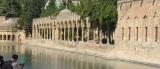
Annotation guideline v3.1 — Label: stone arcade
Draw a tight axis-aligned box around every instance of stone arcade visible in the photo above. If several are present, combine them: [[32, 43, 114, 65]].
[[0, 16, 25, 42], [32, 9, 91, 46]]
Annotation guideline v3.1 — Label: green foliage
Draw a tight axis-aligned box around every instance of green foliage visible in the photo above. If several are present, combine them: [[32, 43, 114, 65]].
[[18, 0, 47, 36], [41, 0, 59, 17], [67, 0, 77, 12], [75, 0, 117, 25], [0, 0, 5, 15], [1, 0, 21, 17]]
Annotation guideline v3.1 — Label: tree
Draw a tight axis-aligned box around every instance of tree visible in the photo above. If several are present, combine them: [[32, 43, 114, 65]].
[[0, 0, 5, 15], [1, 0, 21, 17], [41, 0, 59, 17], [18, 0, 47, 36], [32, 0, 47, 18], [72, 0, 117, 43]]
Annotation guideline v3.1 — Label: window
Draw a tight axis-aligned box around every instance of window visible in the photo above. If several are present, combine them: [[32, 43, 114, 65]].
[[12, 35, 15, 41], [155, 27, 158, 42], [136, 27, 138, 41], [3, 35, 6, 40], [8, 35, 11, 40], [128, 27, 131, 40]]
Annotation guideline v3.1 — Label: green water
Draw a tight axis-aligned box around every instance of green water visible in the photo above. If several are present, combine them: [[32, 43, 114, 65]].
[[0, 43, 160, 69]]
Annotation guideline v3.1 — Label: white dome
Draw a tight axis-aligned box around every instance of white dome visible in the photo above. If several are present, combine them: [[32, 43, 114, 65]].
[[56, 9, 81, 21], [0, 18, 17, 27], [59, 9, 73, 16]]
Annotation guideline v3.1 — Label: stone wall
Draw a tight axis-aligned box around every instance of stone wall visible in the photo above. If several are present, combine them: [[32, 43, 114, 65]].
[[116, 0, 160, 46], [114, 0, 160, 64], [0, 16, 6, 23]]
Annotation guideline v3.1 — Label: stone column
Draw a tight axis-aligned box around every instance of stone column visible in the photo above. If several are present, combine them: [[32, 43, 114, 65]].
[[63, 24, 67, 46], [46, 28, 49, 39], [58, 24, 60, 40], [6, 35, 8, 41], [58, 27, 61, 40], [86, 18, 90, 42], [50, 28, 52, 40], [32, 26, 35, 38], [81, 20, 84, 42], [72, 23, 75, 42], [10, 35, 12, 41], [76, 21, 79, 45], [64, 26, 66, 41], [76, 21, 79, 41], [2, 35, 3, 41], [68, 26, 70, 41], [52, 24, 55, 40], [99, 30, 102, 44], [93, 29, 95, 41]]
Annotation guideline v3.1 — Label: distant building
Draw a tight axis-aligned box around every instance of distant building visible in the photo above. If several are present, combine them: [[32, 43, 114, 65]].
[[0, 16, 25, 42]]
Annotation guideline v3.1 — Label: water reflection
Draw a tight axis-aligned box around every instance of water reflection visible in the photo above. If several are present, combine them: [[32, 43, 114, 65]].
[[0, 43, 160, 69]]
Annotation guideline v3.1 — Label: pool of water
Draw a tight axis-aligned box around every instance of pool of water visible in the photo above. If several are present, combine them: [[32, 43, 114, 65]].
[[0, 43, 160, 69]]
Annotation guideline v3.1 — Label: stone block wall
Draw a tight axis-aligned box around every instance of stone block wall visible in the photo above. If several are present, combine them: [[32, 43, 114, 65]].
[[115, 0, 160, 64], [116, 0, 160, 46]]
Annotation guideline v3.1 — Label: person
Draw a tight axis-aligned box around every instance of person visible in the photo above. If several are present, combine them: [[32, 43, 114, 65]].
[[4, 54, 18, 69], [18, 57, 25, 69], [0, 56, 4, 69]]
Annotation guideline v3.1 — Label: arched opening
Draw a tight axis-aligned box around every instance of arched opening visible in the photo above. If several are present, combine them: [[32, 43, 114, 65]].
[[12, 35, 15, 41], [8, 35, 11, 41], [155, 27, 158, 42], [3, 35, 6, 40], [128, 27, 131, 40], [136, 27, 139, 41]]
